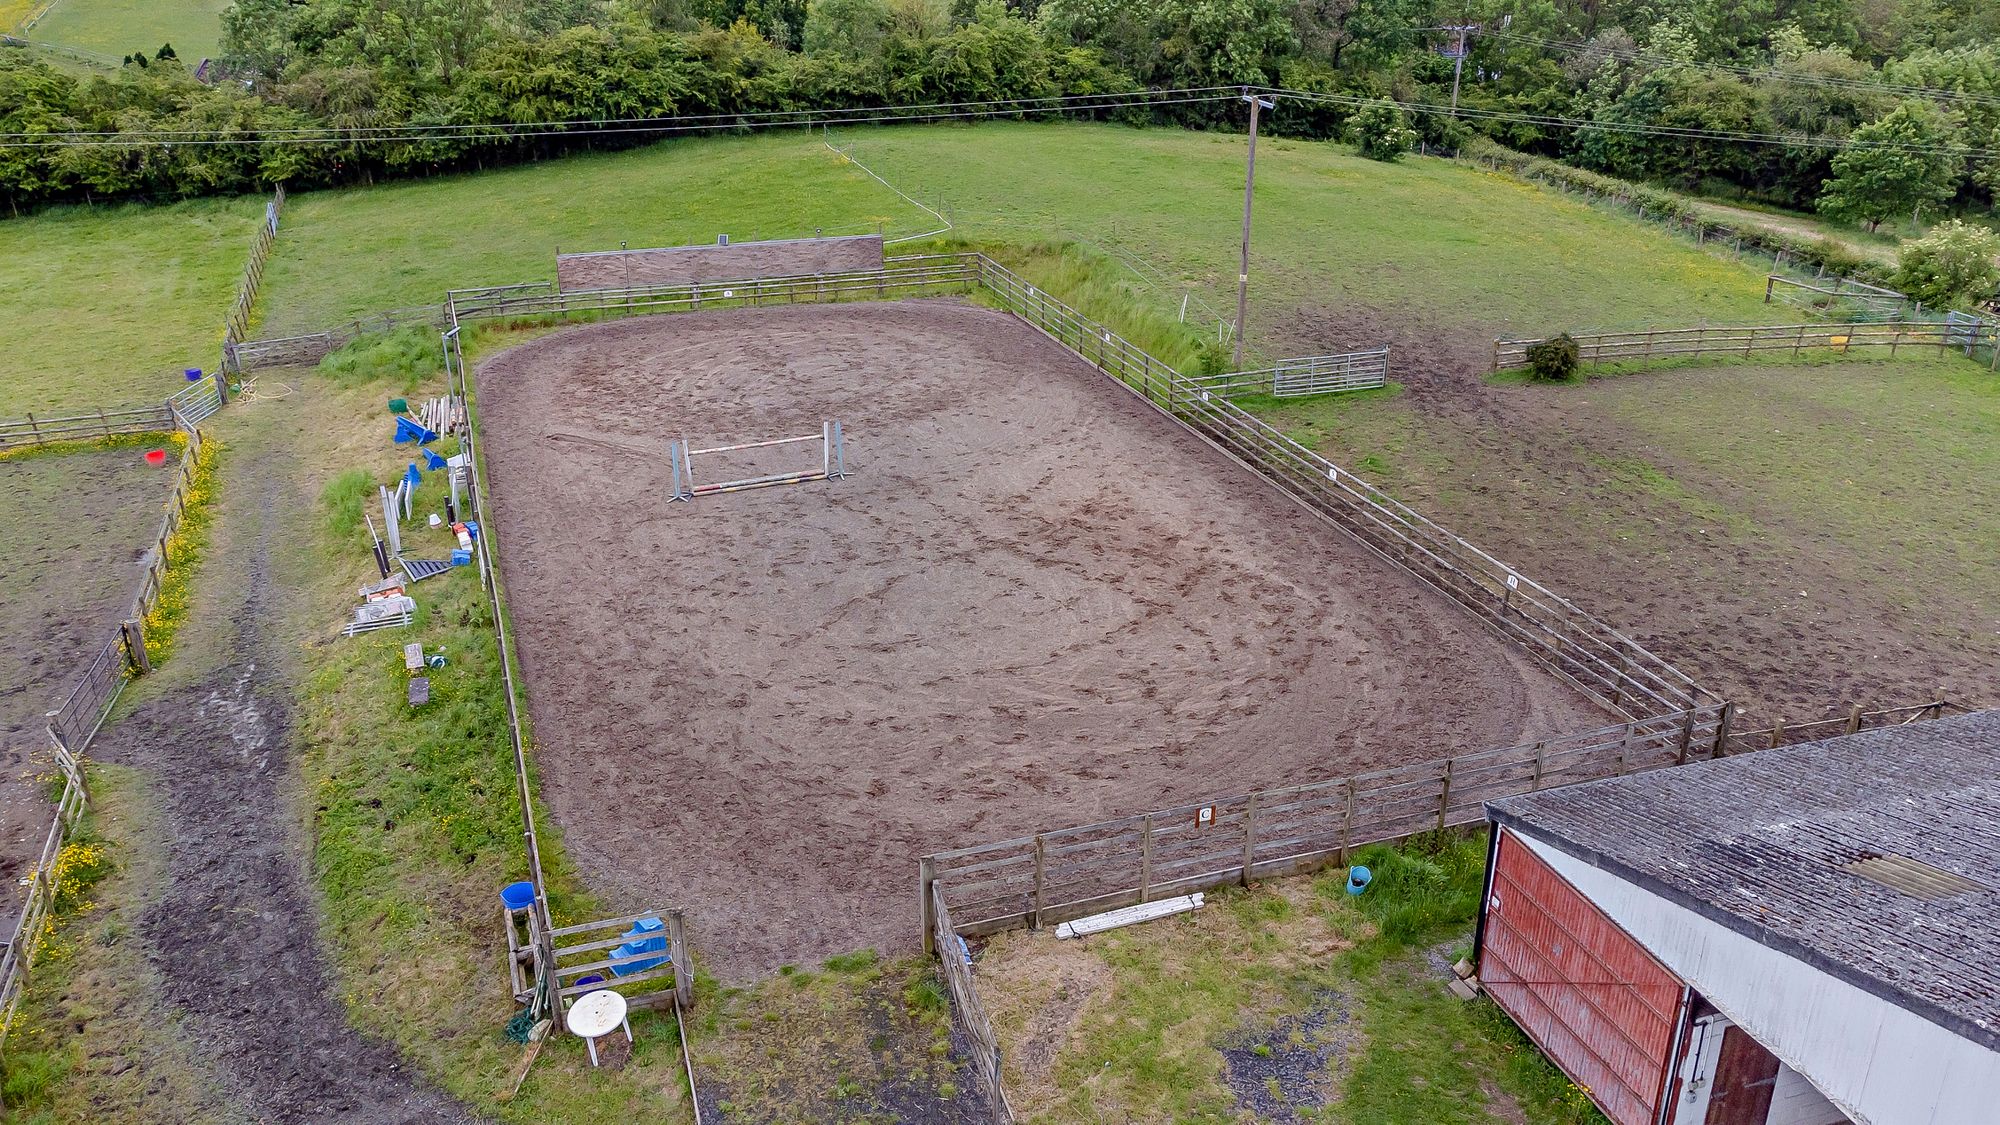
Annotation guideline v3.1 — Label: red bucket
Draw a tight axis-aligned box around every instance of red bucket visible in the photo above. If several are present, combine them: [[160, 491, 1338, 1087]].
[[144, 449, 168, 466]]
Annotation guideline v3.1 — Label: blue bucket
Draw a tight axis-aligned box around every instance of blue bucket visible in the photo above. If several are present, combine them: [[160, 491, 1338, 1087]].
[[500, 881, 535, 911], [572, 974, 608, 994], [1345, 865, 1373, 896], [183, 367, 204, 382]]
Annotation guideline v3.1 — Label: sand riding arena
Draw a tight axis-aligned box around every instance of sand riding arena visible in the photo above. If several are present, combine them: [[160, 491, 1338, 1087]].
[[475, 298, 1606, 977]]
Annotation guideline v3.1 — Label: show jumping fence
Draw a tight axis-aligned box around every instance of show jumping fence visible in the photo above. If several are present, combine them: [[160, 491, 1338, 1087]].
[[668, 421, 846, 501], [1493, 319, 2000, 373], [1, 419, 206, 1055]]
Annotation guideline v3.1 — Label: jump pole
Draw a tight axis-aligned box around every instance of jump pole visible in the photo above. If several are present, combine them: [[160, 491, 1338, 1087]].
[[668, 421, 846, 502]]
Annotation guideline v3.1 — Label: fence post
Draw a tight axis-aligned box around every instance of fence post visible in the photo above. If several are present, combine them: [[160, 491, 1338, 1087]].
[[1711, 701, 1735, 758], [121, 619, 150, 675], [1674, 707, 1697, 764], [1338, 780, 1356, 863], [918, 857, 939, 957], [1241, 794, 1257, 886], [1768, 720, 1786, 750], [1031, 835, 1046, 930], [1436, 758, 1454, 830], [668, 911, 694, 1009], [1139, 814, 1154, 904], [1531, 740, 1547, 790], [1845, 703, 1864, 735]]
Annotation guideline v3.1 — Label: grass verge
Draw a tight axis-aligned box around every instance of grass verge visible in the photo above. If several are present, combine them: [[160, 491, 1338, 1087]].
[[976, 831, 1606, 1124], [136, 428, 219, 667]]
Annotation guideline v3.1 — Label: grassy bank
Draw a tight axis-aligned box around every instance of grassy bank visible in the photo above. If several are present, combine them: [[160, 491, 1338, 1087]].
[[976, 831, 1603, 1124]]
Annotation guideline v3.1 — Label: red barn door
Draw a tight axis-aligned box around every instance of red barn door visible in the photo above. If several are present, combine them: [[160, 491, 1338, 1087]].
[[1480, 828, 1688, 1125]]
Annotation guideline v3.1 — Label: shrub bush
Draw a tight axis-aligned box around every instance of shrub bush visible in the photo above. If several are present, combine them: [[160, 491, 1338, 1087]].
[[1348, 99, 1417, 163], [1525, 333, 1581, 382]]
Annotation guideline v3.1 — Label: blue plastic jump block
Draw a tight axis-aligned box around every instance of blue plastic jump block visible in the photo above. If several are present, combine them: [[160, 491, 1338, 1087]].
[[449, 549, 473, 566], [609, 916, 670, 976], [423, 449, 448, 471], [393, 416, 440, 445], [404, 463, 422, 489]]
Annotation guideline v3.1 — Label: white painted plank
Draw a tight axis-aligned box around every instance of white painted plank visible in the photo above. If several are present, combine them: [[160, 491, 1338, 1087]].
[[1056, 893, 1203, 939]]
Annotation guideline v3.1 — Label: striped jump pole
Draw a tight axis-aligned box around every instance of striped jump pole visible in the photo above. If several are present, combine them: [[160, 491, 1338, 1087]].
[[669, 421, 846, 503]]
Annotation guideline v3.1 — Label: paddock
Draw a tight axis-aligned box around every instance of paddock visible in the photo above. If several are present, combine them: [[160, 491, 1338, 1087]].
[[474, 298, 1605, 977]]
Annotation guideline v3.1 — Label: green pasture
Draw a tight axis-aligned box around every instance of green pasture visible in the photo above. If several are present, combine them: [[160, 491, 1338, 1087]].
[[255, 135, 928, 336], [0, 194, 260, 417], [27, 0, 226, 61], [827, 122, 1789, 345]]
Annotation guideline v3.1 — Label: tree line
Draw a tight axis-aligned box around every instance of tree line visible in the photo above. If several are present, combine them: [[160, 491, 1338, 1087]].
[[0, 0, 1995, 232]]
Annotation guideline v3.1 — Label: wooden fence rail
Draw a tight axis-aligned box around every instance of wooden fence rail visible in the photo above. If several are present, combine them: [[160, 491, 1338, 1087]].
[[1494, 319, 2000, 373], [923, 705, 1725, 940], [219, 186, 285, 372], [1719, 698, 1966, 757], [0, 404, 177, 450], [926, 885, 1009, 1124]]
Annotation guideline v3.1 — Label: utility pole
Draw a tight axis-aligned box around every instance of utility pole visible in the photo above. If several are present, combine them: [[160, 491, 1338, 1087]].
[[1234, 90, 1274, 369], [1447, 25, 1479, 116]]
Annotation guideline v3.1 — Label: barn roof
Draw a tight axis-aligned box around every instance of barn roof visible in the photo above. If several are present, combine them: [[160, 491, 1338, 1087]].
[[1487, 708, 2000, 1051]]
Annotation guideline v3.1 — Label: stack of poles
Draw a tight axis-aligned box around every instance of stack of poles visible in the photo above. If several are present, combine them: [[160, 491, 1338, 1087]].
[[669, 420, 845, 502]]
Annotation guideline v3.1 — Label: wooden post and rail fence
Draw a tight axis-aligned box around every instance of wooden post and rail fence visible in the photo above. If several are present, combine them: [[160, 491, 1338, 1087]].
[[1493, 318, 2000, 373]]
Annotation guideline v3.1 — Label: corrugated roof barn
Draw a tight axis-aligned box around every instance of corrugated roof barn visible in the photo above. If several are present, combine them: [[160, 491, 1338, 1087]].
[[1478, 708, 2000, 1125]]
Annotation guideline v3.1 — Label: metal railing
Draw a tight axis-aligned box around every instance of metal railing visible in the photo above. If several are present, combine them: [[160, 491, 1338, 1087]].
[[1187, 346, 1391, 398]]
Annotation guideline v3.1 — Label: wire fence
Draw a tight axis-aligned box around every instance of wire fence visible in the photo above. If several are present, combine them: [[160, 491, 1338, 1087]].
[[219, 187, 285, 373], [1494, 319, 2000, 372]]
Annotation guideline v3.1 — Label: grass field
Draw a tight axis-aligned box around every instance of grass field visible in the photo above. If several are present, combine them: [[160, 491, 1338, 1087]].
[[829, 122, 1786, 344], [256, 135, 931, 336], [25, 0, 226, 61], [0, 195, 260, 417]]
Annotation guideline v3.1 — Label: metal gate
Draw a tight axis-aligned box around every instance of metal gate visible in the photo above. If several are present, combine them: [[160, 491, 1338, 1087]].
[[1271, 347, 1390, 396]]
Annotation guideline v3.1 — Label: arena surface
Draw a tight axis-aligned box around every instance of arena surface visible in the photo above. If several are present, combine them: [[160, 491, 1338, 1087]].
[[476, 299, 1606, 977]]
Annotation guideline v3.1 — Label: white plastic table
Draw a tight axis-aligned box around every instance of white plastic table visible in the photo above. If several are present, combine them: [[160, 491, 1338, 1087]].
[[566, 987, 632, 1067]]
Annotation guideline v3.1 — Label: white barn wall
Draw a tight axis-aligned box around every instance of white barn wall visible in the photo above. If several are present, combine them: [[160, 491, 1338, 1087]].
[[1768, 1064, 1848, 1125], [1516, 831, 2000, 1125]]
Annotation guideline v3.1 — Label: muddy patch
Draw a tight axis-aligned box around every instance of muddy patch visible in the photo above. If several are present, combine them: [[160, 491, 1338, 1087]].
[[1219, 992, 1358, 1121]]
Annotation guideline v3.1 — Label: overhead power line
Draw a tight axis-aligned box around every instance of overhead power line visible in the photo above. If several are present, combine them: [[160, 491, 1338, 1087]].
[[0, 83, 1990, 160], [1486, 31, 2000, 112], [0, 88, 1243, 145]]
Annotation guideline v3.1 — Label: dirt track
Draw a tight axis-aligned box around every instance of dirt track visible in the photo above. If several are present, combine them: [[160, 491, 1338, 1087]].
[[476, 300, 1604, 977]]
